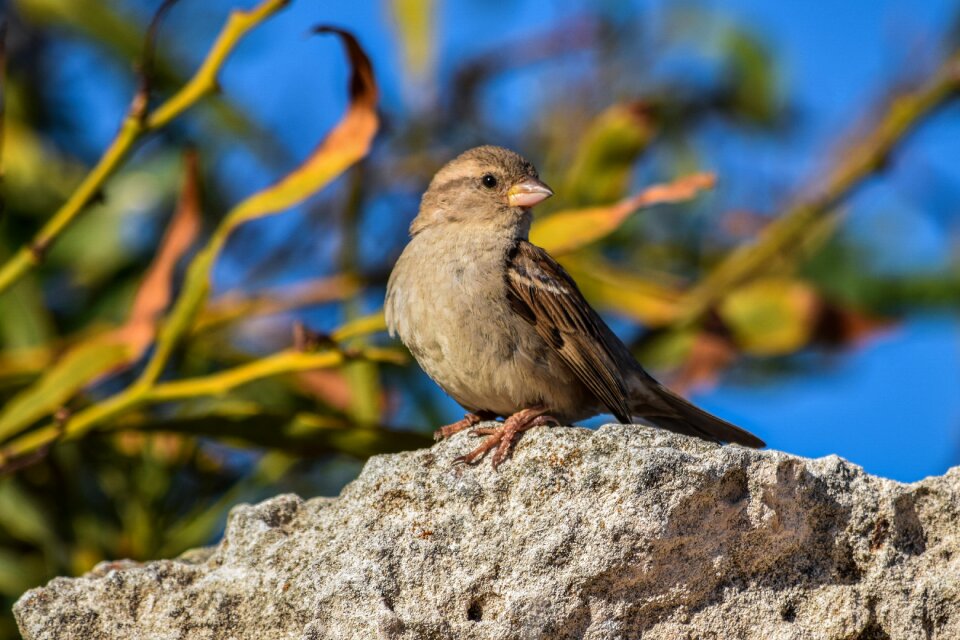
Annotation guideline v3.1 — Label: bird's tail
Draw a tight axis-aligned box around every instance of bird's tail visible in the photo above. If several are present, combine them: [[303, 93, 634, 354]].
[[633, 382, 765, 448]]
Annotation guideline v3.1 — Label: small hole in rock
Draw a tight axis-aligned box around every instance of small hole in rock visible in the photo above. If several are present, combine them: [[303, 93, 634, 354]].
[[467, 600, 483, 622], [780, 603, 796, 622]]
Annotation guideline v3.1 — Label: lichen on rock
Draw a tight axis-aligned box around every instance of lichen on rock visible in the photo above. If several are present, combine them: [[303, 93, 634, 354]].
[[14, 424, 960, 639]]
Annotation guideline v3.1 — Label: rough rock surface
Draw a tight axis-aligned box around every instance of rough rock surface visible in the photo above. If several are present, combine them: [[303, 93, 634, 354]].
[[14, 424, 960, 639]]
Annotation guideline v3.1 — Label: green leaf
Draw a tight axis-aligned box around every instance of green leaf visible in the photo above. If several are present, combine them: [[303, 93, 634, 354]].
[[721, 28, 780, 124], [0, 548, 48, 596], [564, 102, 657, 206], [0, 241, 56, 349], [0, 479, 55, 547]]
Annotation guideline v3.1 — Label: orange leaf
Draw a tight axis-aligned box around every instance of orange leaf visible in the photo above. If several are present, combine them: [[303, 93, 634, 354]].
[[295, 369, 354, 411], [530, 172, 716, 256]]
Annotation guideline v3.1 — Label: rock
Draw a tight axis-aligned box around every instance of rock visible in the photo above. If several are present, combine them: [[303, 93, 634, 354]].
[[14, 424, 960, 639]]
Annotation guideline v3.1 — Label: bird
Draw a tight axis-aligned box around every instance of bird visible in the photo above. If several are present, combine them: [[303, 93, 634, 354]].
[[385, 145, 764, 468]]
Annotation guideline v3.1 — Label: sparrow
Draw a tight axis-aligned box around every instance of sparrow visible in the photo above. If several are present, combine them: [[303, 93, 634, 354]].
[[385, 145, 764, 468]]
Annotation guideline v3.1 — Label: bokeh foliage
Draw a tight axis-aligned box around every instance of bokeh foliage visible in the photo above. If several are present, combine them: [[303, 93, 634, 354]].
[[2, 1, 960, 636]]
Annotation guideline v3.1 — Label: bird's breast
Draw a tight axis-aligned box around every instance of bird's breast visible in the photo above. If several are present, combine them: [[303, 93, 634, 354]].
[[385, 228, 583, 416], [387, 229, 514, 356]]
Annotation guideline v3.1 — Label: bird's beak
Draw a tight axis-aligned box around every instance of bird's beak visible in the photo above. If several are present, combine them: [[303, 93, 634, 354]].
[[507, 178, 553, 208]]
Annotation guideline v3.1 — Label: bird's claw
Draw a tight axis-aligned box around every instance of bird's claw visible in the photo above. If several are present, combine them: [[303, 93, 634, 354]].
[[451, 408, 556, 469]]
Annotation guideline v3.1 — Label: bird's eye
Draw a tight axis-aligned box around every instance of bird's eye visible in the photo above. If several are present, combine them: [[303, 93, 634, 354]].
[[481, 174, 498, 189]]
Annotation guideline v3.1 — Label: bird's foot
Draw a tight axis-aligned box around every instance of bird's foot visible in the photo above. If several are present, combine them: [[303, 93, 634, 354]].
[[454, 408, 559, 469], [433, 411, 496, 441]]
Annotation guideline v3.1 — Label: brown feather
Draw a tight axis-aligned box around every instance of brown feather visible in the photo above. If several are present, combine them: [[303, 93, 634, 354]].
[[505, 241, 633, 422]]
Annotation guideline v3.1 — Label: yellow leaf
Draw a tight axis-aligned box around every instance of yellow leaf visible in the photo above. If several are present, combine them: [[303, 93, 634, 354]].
[[719, 278, 819, 356], [531, 172, 716, 256]]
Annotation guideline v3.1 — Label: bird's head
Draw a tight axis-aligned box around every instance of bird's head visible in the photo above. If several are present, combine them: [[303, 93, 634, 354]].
[[411, 145, 553, 236]]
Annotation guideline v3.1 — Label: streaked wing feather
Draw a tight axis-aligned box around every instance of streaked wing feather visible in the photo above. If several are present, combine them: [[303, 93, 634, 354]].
[[506, 241, 632, 422]]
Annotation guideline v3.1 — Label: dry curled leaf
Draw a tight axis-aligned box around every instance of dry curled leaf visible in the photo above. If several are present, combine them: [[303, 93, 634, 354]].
[[225, 26, 378, 227]]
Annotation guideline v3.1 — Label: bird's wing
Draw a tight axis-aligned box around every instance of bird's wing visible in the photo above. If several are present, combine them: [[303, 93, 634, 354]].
[[505, 240, 633, 422]]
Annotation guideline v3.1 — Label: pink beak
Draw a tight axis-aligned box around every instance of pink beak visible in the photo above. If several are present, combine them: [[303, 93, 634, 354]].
[[507, 178, 553, 208]]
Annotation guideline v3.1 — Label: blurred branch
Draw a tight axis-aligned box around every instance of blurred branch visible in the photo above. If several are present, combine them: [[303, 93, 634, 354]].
[[0, 346, 401, 473], [0, 151, 201, 443], [14, 0, 293, 169], [0, 0, 290, 297], [676, 49, 960, 326], [145, 1, 291, 130], [0, 274, 367, 382], [330, 311, 387, 342], [449, 17, 600, 121], [146, 347, 404, 403]]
